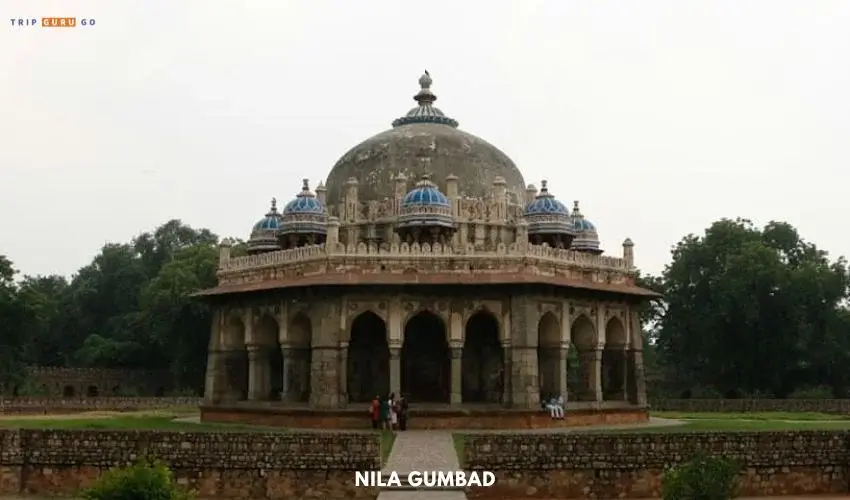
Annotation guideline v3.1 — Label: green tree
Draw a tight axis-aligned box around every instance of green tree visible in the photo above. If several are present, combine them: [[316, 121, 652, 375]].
[[656, 218, 849, 397], [0, 256, 28, 391], [139, 244, 219, 392]]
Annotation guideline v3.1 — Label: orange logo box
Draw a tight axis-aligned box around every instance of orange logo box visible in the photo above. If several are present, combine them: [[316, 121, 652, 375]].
[[42, 17, 76, 27]]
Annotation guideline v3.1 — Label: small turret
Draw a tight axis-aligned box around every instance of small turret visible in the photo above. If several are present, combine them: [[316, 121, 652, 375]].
[[622, 238, 634, 267], [218, 238, 232, 267]]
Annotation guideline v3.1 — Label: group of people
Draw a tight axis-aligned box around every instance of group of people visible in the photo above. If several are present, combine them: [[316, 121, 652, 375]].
[[370, 392, 409, 431]]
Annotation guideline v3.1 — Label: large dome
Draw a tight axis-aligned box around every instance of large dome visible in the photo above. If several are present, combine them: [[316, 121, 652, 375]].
[[324, 72, 526, 207]]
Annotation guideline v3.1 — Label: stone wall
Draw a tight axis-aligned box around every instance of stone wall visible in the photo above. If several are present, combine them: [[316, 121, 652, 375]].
[[463, 431, 850, 498], [650, 398, 850, 414], [0, 429, 380, 499], [0, 396, 202, 415], [0, 366, 174, 397]]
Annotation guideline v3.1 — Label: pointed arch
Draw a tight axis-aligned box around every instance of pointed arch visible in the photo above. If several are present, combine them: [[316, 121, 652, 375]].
[[570, 315, 596, 349], [570, 314, 597, 402], [348, 311, 389, 402], [602, 316, 628, 401], [402, 310, 449, 402], [222, 314, 248, 401], [287, 312, 312, 402], [462, 310, 503, 403], [253, 314, 279, 346], [605, 316, 627, 347], [537, 312, 561, 399]]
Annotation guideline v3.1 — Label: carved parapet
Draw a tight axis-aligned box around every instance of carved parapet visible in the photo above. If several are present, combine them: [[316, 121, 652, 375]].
[[215, 241, 631, 288]]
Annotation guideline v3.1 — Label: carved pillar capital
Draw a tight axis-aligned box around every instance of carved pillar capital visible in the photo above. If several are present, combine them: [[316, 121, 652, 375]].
[[450, 346, 463, 359], [246, 344, 266, 358], [389, 347, 401, 359]]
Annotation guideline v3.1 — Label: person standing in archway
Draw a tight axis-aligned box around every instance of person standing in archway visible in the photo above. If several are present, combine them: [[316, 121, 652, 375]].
[[379, 393, 390, 430], [397, 393, 409, 431], [370, 395, 381, 429]]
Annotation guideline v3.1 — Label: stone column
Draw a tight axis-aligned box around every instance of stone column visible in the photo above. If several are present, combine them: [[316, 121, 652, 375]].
[[501, 342, 512, 407], [338, 341, 349, 406], [617, 347, 629, 401], [204, 349, 223, 403], [557, 343, 569, 400], [279, 344, 293, 402], [589, 346, 603, 402], [628, 348, 648, 405], [450, 344, 463, 405], [389, 345, 401, 395], [309, 346, 340, 409], [247, 344, 270, 401]]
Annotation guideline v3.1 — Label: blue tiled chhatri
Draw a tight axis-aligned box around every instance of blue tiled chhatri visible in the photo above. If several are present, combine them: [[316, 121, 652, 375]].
[[248, 198, 283, 253], [571, 200, 602, 253], [280, 179, 327, 235], [523, 181, 570, 217], [253, 199, 282, 231], [522, 180, 576, 236], [401, 180, 451, 208], [283, 181, 326, 215], [397, 174, 455, 230]]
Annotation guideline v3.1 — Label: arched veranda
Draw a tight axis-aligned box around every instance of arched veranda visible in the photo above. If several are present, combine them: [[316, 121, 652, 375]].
[[222, 315, 248, 401], [402, 311, 449, 403], [571, 315, 597, 402], [462, 311, 503, 403], [602, 317, 628, 401], [287, 312, 313, 403], [347, 311, 389, 402], [537, 312, 561, 401]]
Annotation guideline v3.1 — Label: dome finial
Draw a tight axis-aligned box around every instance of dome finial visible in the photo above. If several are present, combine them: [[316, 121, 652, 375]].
[[392, 71, 459, 128], [269, 197, 278, 213], [302, 178, 310, 192], [540, 180, 549, 193], [415, 71, 436, 105], [419, 70, 432, 90], [573, 200, 581, 214]]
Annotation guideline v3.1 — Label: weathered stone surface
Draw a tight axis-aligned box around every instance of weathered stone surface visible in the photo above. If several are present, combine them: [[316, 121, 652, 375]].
[[0, 429, 379, 499], [324, 123, 526, 208], [464, 431, 850, 498], [651, 398, 850, 414]]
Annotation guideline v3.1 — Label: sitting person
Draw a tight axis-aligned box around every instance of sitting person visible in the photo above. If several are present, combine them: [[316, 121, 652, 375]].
[[545, 395, 565, 419]]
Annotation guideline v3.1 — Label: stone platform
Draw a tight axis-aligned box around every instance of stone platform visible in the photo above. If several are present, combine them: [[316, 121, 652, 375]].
[[199, 402, 649, 429]]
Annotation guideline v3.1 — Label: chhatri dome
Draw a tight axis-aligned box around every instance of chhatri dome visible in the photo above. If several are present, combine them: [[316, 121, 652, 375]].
[[323, 71, 526, 207]]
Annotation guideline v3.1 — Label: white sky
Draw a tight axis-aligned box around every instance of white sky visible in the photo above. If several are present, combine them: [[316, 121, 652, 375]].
[[2, 0, 848, 278]]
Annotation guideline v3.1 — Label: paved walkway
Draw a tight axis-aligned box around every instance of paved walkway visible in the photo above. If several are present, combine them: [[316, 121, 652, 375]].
[[379, 430, 466, 499]]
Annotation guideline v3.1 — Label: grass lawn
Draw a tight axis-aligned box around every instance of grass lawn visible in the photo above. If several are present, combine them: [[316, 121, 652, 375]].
[[452, 433, 465, 465], [652, 410, 850, 421], [601, 411, 850, 433], [0, 412, 287, 432], [380, 430, 395, 465]]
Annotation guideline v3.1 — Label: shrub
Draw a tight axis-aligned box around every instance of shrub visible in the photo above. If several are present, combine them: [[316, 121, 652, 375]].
[[787, 385, 833, 399], [661, 454, 739, 500], [81, 460, 192, 500]]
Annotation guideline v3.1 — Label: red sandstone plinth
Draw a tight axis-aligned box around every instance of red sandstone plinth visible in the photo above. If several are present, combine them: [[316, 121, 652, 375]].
[[200, 402, 649, 429]]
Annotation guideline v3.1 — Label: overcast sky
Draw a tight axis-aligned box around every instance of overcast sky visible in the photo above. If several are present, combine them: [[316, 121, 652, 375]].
[[2, 0, 848, 278]]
